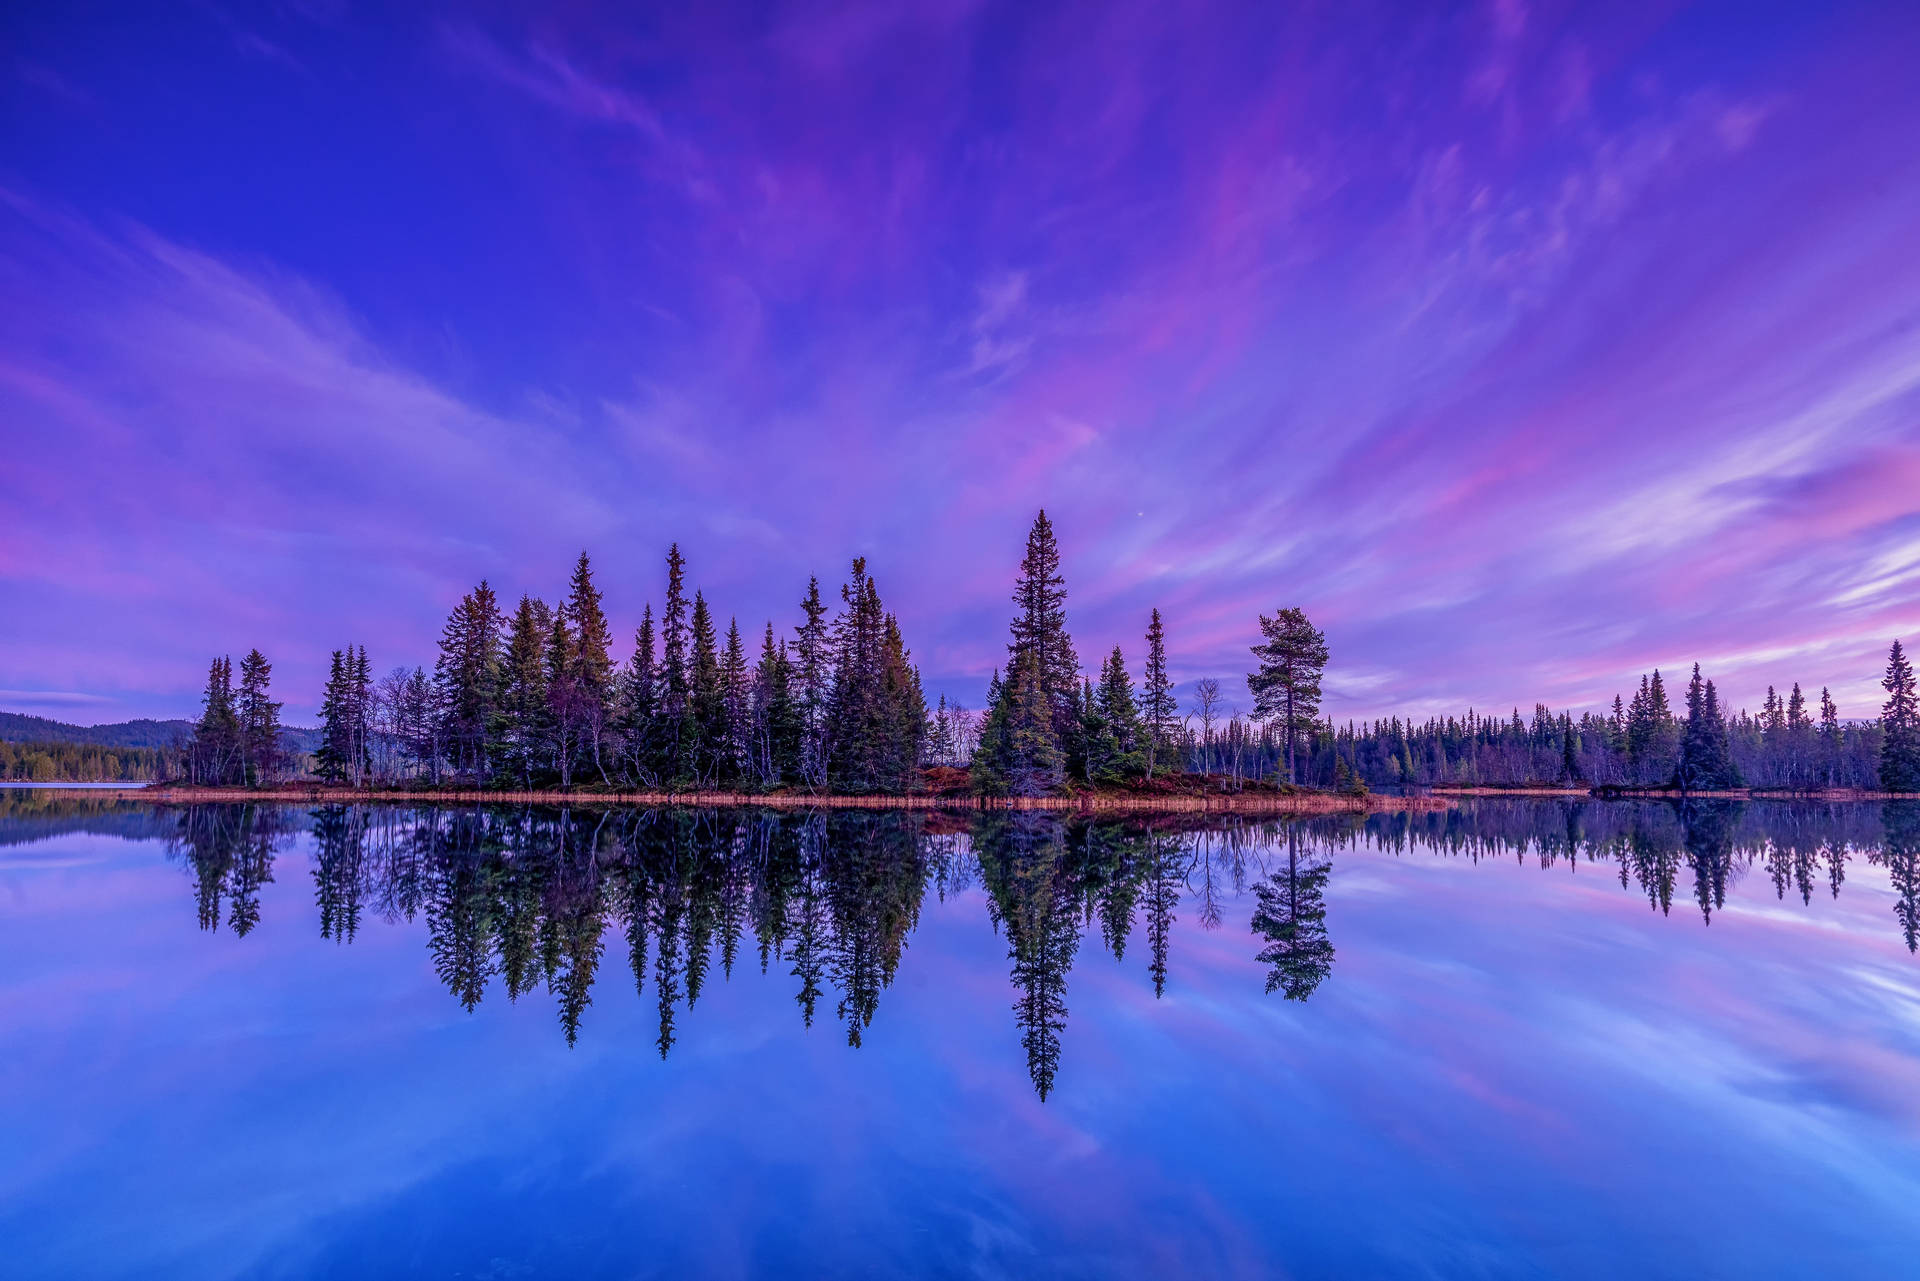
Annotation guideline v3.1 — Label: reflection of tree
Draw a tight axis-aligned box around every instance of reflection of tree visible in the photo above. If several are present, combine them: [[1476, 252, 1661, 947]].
[[311, 806, 367, 943], [167, 805, 289, 936], [1250, 828, 1333, 1001], [1877, 805, 1920, 954], [976, 813, 1080, 1100], [824, 814, 925, 1048], [1626, 822, 1682, 917], [1681, 800, 1739, 925], [788, 818, 828, 1031], [1144, 836, 1182, 998]]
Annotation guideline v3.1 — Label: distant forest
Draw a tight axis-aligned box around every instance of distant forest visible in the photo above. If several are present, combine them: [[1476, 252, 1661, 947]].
[[0, 739, 162, 783], [143, 513, 1920, 796]]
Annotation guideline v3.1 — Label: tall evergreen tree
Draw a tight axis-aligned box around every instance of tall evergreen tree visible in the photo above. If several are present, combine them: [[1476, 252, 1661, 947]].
[[1881, 639, 1920, 793], [1007, 510, 1078, 741], [794, 576, 832, 789], [235, 648, 281, 786], [619, 606, 660, 785], [1247, 606, 1328, 784], [689, 592, 725, 786], [1820, 686, 1841, 786], [316, 650, 350, 785], [565, 553, 616, 784], [544, 604, 582, 787], [754, 623, 802, 787], [1679, 664, 1741, 790], [191, 655, 241, 785], [722, 618, 752, 787], [500, 595, 549, 788], [1091, 646, 1145, 785], [434, 581, 504, 781], [661, 545, 692, 783], [1140, 609, 1176, 779]]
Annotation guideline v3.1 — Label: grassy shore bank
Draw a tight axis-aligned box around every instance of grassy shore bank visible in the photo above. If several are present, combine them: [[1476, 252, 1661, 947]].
[[1432, 785, 1919, 800]]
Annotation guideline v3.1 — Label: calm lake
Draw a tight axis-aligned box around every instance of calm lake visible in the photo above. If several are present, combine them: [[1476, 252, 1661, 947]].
[[3, 792, 1917, 1279]]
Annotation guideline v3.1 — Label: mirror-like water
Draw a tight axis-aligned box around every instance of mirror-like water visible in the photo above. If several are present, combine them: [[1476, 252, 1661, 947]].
[[3, 792, 1917, 1278]]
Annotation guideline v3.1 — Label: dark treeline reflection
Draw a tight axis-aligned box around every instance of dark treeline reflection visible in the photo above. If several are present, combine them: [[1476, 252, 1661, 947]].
[[156, 799, 1920, 1097]]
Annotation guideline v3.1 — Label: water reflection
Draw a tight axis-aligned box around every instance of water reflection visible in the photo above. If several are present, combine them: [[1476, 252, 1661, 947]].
[[124, 796, 1920, 1099]]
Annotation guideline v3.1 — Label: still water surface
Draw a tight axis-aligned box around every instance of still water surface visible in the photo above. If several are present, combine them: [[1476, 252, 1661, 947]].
[[2, 792, 1918, 1279]]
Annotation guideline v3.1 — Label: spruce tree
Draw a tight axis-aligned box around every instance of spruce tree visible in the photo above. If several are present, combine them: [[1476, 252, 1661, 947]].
[[794, 576, 831, 789], [500, 595, 549, 788], [1820, 686, 1841, 786], [1069, 678, 1099, 785], [1008, 511, 1078, 741], [1092, 646, 1145, 785], [689, 592, 724, 786], [722, 618, 751, 787], [191, 655, 241, 785], [236, 649, 281, 786], [1140, 609, 1176, 779], [754, 623, 802, 787], [544, 604, 580, 786], [661, 545, 691, 782], [434, 581, 504, 781], [621, 606, 659, 784], [565, 553, 616, 784], [1002, 649, 1064, 796], [317, 650, 350, 784], [1881, 639, 1920, 793]]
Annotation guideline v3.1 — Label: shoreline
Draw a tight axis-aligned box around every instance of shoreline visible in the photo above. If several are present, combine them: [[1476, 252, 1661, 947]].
[[1431, 785, 1920, 800], [45, 785, 1447, 814]]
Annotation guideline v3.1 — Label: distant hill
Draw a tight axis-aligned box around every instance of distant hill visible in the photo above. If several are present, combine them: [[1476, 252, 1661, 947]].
[[0, 710, 321, 754], [0, 711, 194, 748]]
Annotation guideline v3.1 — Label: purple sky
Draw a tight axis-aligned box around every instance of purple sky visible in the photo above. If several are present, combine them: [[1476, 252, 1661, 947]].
[[3, 1, 1918, 725]]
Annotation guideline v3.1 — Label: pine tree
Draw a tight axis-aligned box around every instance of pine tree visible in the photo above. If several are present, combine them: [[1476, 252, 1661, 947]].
[[754, 623, 802, 787], [500, 595, 549, 788], [1091, 646, 1145, 785], [794, 576, 831, 789], [1247, 606, 1328, 784], [1140, 609, 1176, 779], [929, 695, 957, 768], [565, 552, 616, 784], [434, 581, 504, 781], [721, 618, 751, 787], [544, 604, 580, 787], [1820, 686, 1841, 786], [191, 656, 241, 785], [1881, 639, 1920, 793], [235, 649, 281, 786], [348, 645, 372, 786], [317, 650, 350, 784], [982, 649, 1063, 797], [661, 545, 692, 783], [689, 592, 724, 786], [1008, 511, 1078, 742], [619, 606, 660, 785]]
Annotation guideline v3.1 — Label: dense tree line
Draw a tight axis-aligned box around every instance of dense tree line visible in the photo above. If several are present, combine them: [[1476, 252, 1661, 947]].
[[173, 514, 1914, 798], [1319, 640, 1918, 794], [304, 549, 929, 794], [0, 739, 162, 782]]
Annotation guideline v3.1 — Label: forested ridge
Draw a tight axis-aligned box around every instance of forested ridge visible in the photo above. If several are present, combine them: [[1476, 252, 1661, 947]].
[[103, 515, 1920, 797]]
